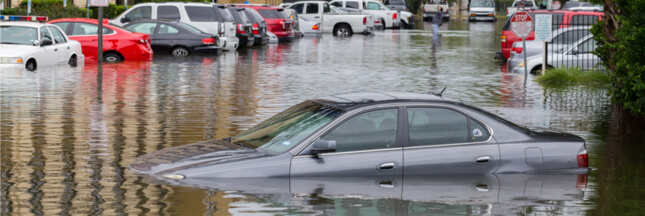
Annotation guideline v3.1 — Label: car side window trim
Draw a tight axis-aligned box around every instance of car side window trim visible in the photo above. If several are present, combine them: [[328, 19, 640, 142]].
[[294, 106, 405, 156]]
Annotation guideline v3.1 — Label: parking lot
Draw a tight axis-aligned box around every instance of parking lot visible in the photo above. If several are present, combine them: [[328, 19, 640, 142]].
[[0, 19, 621, 215]]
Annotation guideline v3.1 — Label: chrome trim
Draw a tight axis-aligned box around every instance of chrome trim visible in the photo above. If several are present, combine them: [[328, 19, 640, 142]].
[[380, 162, 395, 169], [293, 147, 402, 158], [292, 102, 496, 156]]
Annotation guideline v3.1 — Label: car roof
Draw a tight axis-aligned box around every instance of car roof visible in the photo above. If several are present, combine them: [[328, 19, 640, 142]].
[[0, 21, 49, 28], [312, 92, 458, 110]]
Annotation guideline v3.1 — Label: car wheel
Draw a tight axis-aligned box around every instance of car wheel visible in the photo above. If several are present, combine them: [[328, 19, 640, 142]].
[[68, 55, 77, 67], [171, 47, 190, 57], [103, 53, 123, 63], [334, 25, 352, 37], [26, 59, 36, 71]]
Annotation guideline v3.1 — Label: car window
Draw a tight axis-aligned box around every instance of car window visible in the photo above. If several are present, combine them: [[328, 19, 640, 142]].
[[408, 108, 468, 146], [176, 22, 204, 34], [321, 109, 398, 153], [69, 22, 114, 36], [158, 6, 180, 21], [52, 22, 70, 33], [323, 3, 331, 13], [346, 1, 360, 9], [257, 9, 284, 19], [330, 2, 342, 7], [0, 26, 38, 45], [570, 15, 599, 25], [577, 38, 596, 54], [553, 29, 589, 44], [48, 26, 67, 43], [186, 6, 218, 22], [470, 0, 494, 7], [157, 24, 179, 34], [39, 27, 52, 42], [469, 118, 490, 142], [124, 6, 151, 22], [306, 3, 319, 14], [126, 22, 157, 34], [366, 2, 382, 10], [290, 3, 304, 14]]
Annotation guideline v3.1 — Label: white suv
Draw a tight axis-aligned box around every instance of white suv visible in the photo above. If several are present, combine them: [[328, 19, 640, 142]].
[[110, 2, 239, 51]]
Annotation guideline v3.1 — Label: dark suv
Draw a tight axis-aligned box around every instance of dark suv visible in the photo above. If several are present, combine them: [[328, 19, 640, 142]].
[[228, 7, 255, 47]]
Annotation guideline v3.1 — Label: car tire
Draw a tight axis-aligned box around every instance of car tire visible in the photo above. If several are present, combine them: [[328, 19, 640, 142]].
[[68, 55, 77, 67], [103, 53, 123, 63], [26, 59, 36, 71], [333, 24, 352, 37], [171, 47, 190, 57]]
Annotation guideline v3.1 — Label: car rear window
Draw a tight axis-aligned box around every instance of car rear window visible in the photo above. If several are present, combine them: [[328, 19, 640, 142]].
[[186, 6, 219, 22], [257, 9, 284, 19], [216, 7, 235, 22]]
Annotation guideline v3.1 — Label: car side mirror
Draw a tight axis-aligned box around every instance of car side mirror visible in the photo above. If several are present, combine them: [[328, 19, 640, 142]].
[[40, 38, 53, 46], [310, 139, 336, 156], [33, 40, 41, 46], [121, 17, 130, 23]]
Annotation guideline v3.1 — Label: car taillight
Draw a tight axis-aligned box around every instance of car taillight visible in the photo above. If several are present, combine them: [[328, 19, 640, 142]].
[[252, 23, 259, 35], [202, 38, 216, 45], [512, 47, 523, 54], [501, 35, 507, 48], [375, 19, 380, 24], [506, 9, 508, 14], [363, 17, 367, 25], [136, 38, 146, 44], [577, 150, 588, 168], [237, 24, 245, 34], [312, 24, 319, 30], [393, 13, 397, 20]]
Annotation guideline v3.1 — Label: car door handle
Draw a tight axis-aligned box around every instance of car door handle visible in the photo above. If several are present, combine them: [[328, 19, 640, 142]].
[[54, 48, 58, 52], [67, 47, 70, 50], [475, 156, 491, 164], [315, 16, 320, 18], [379, 162, 395, 170]]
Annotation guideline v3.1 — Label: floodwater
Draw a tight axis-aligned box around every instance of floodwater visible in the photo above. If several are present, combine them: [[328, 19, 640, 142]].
[[1, 20, 644, 215]]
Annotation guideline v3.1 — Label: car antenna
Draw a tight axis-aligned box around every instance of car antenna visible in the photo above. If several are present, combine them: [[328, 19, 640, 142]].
[[430, 87, 447, 97]]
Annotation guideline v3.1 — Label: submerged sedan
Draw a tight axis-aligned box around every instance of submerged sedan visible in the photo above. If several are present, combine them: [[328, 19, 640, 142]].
[[129, 92, 589, 179], [124, 20, 220, 57]]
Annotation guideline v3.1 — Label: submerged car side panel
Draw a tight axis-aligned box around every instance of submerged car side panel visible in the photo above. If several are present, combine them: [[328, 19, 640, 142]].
[[181, 153, 293, 178]]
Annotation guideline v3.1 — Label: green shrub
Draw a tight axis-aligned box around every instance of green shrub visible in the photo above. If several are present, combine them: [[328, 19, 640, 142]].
[[90, 4, 125, 19], [537, 67, 611, 87], [0, 0, 90, 19]]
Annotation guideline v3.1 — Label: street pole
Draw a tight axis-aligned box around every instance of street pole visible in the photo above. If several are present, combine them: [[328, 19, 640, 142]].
[[98, 7, 103, 63], [523, 38, 528, 84]]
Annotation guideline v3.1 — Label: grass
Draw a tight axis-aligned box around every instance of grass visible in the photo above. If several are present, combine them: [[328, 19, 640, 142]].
[[537, 67, 611, 87]]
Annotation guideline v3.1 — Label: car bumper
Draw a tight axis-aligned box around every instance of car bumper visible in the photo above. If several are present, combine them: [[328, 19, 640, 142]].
[[423, 12, 450, 20], [253, 35, 270, 46], [222, 37, 239, 51], [392, 21, 401, 28], [237, 34, 253, 47], [278, 35, 295, 42], [363, 26, 374, 34], [469, 15, 496, 21], [192, 45, 221, 53]]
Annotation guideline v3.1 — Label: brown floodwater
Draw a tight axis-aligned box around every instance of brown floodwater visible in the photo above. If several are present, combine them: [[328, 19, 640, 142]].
[[1, 19, 643, 215]]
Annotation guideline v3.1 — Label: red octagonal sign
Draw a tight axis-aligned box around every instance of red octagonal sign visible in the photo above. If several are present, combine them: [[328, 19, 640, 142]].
[[511, 12, 532, 39]]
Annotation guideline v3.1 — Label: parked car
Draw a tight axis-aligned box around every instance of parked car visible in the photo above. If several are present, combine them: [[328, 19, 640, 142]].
[[512, 34, 602, 74], [241, 9, 270, 46], [281, 8, 304, 39], [330, 0, 401, 29], [507, 26, 591, 72], [506, 0, 538, 16], [108, 2, 240, 51], [123, 20, 220, 57], [0, 19, 83, 70], [237, 5, 295, 42], [288, 1, 374, 36], [423, 0, 450, 22], [383, 0, 407, 12], [497, 10, 602, 60], [469, 0, 496, 22], [561, 1, 594, 10], [129, 92, 589, 179], [298, 16, 322, 36], [228, 7, 255, 47], [49, 18, 152, 63]]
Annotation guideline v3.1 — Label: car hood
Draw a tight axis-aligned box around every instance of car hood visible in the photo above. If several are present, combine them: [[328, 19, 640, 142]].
[[470, 7, 495, 13], [128, 140, 268, 176], [0, 44, 38, 58]]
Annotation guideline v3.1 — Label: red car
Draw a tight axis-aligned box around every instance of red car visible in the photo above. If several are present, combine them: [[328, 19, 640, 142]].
[[49, 18, 152, 62], [497, 10, 602, 60], [236, 5, 294, 42]]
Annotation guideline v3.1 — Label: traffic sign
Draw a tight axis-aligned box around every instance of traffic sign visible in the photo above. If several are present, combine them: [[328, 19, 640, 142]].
[[511, 11, 532, 39], [534, 14, 552, 41], [90, 0, 108, 7]]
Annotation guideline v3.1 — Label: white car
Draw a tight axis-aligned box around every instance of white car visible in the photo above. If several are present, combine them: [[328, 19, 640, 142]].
[[330, 0, 400, 29], [511, 34, 602, 74], [288, 1, 374, 36], [0, 20, 83, 71], [469, 0, 496, 22]]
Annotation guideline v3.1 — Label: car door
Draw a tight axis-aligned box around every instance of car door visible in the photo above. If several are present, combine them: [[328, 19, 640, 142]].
[[303, 3, 321, 23], [126, 22, 160, 51], [47, 26, 71, 64], [403, 106, 500, 175], [291, 108, 404, 177], [65, 22, 101, 59], [37, 27, 58, 66], [573, 37, 601, 70], [154, 23, 181, 54]]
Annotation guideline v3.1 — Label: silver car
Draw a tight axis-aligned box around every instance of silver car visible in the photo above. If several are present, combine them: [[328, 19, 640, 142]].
[[512, 34, 603, 73], [508, 26, 591, 72], [129, 92, 589, 179]]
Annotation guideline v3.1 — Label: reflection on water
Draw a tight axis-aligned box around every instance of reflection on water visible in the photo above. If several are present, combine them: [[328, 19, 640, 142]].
[[0, 20, 640, 215]]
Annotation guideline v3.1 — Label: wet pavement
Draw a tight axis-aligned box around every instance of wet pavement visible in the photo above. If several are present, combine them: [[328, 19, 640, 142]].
[[1, 20, 644, 215]]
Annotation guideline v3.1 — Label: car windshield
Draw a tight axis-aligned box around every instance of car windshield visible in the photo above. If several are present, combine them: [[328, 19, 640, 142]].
[[0, 26, 38, 45], [426, 0, 447, 5], [388, 0, 405, 5], [471, 0, 494, 7], [231, 101, 343, 154], [513, 1, 535, 7]]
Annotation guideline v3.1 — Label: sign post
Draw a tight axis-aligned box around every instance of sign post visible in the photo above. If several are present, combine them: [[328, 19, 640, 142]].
[[27, 0, 31, 15], [511, 11, 533, 77], [90, 0, 108, 62], [535, 14, 552, 75]]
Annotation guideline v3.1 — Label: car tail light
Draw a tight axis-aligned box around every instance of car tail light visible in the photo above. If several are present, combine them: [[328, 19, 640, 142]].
[[501, 35, 507, 48], [312, 24, 319, 30], [137, 39, 146, 44], [363, 17, 367, 25], [512, 47, 523, 54], [577, 150, 588, 168], [237, 24, 245, 34], [252, 23, 259, 35], [202, 38, 216, 45], [506, 9, 508, 14], [393, 13, 397, 20], [375, 19, 380, 24]]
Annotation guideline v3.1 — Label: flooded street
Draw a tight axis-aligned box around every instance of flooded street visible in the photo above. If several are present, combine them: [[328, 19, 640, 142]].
[[2, 20, 643, 215]]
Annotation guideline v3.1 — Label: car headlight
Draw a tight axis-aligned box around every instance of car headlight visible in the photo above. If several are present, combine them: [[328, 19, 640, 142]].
[[0, 57, 23, 64], [161, 174, 185, 180], [517, 61, 525, 68]]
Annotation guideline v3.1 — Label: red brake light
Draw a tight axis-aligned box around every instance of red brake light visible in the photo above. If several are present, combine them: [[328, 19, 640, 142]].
[[577, 150, 588, 168], [252, 23, 259, 35], [363, 17, 367, 25], [312, 24, 319, 30], [237, 24, 245, 34], [393, 13, 397, 20], [202, 38, 216, 45], [512, 47, 523, 54]]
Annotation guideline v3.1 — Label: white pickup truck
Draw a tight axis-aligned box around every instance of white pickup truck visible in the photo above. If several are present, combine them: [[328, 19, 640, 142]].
[[330, 0, 401, 29], [506, 0, 538, 16], [289, 1, 374, 36]]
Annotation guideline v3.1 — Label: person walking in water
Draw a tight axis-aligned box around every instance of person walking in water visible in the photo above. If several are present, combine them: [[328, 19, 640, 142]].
[[433, 7, 443, 35]]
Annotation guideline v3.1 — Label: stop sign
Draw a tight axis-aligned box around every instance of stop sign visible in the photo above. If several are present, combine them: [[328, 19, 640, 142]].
[[511, 12, 533, 39]]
